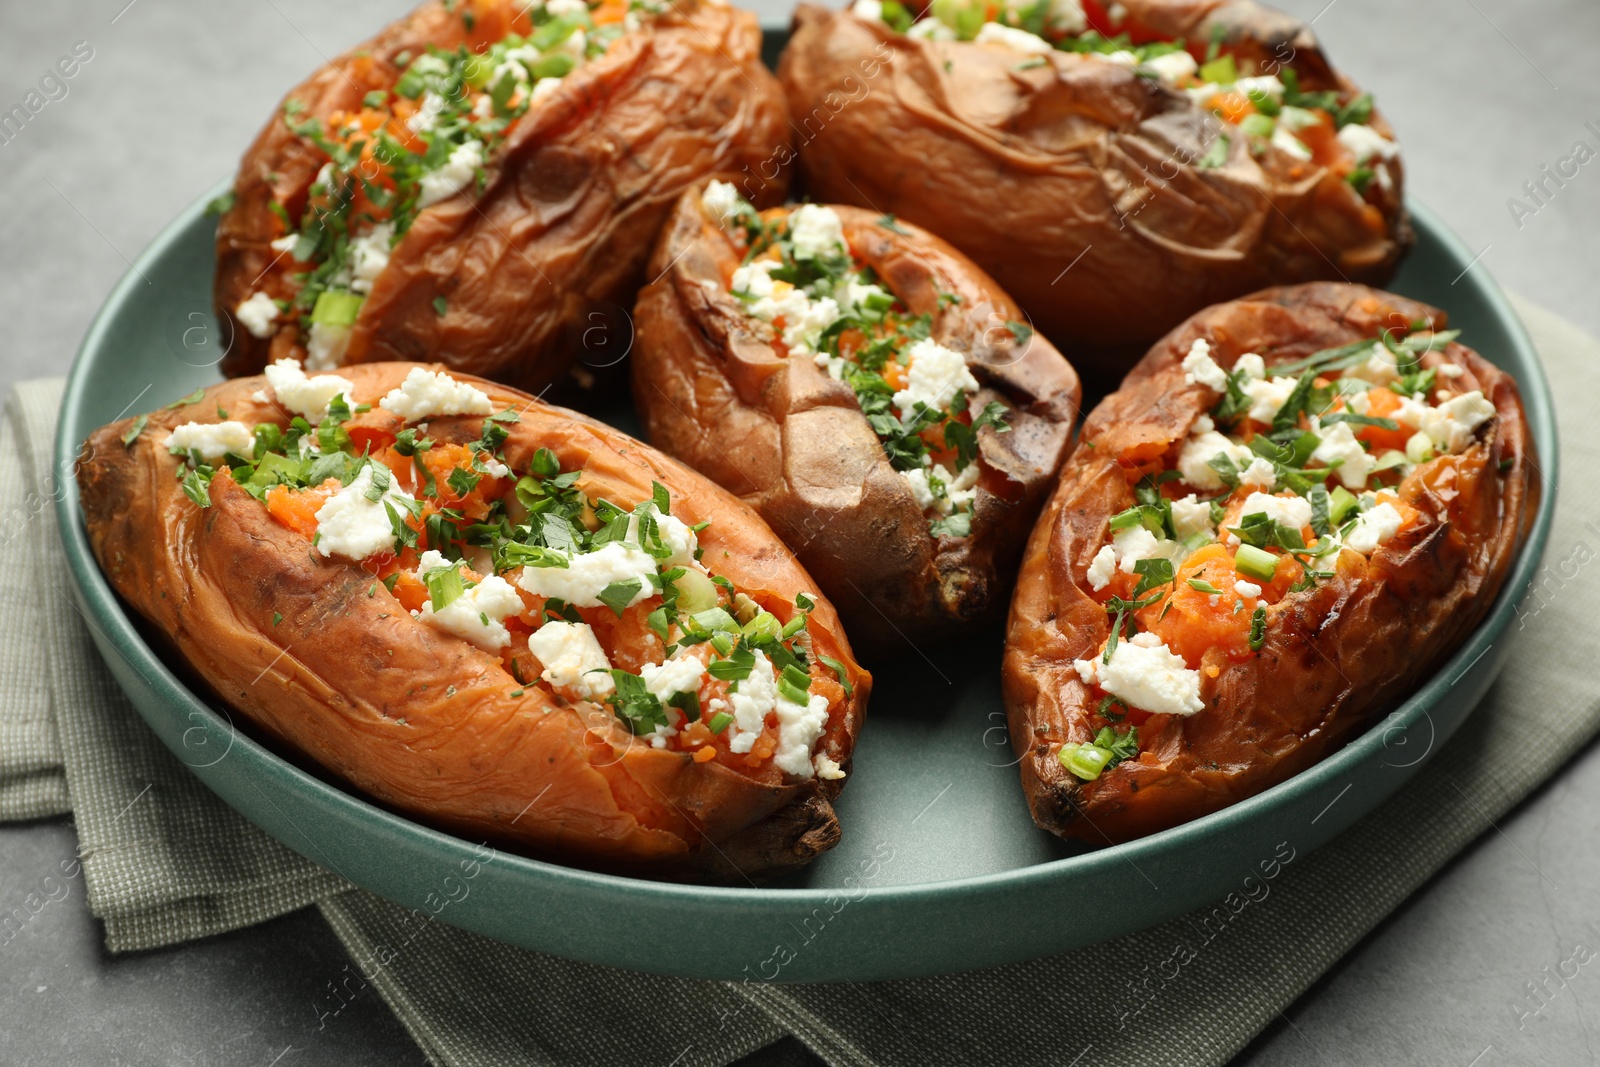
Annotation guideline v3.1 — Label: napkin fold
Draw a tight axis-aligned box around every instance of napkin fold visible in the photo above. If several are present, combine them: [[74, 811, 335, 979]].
[[1, 295, 1594, 1067]]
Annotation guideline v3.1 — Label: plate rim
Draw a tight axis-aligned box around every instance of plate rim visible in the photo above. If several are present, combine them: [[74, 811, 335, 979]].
[[53, 188, 1560, 916]]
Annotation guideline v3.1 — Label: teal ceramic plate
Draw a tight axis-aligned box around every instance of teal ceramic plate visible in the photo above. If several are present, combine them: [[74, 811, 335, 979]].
[[55, 186, 1556, 982]]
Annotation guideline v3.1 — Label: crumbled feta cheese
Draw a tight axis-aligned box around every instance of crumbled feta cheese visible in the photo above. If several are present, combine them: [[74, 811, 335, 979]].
[[1236, 492, 1313, 534], [1437, 363, 1466, 379], [348, 224, 394, 295], [893, 338, 979, 415], [1234, 75, 1285, 101], [304, 322, 352, 372], [774, 690, 831, 778], [409, 54, 449, 78], [1233, 579, 1262, 598], [235, 292, 280, 339], [1234, 353, 1266, 380], [1142, 49, 1198, 82], [730, 259, 778, 299], [1344, 502, 1404, 555], [1177, 430, 1254, 490], [850, 0, 883, 20], [414, 553, 524, 651], [906, 18, 957, 40], [313, 464, 415, 561], [417, 139, 486, 208], [1191, 413, 1215, 434], [839, 277, 891, 316], [1336, 123, 1398, 164], [1239, 456, 1278, 489], [639, 655, 706, 704], [787, 204, 847, 260], [525, 621, 615, 700], [1086, 544, 1117, 591], [1271, 126, 1312, 160], [783, 295, 842, 356], [529, 77, 563, 105], [515, 540, 657, 610], [1170, 494, 1215, 542], [1243, 375, 1299, 423], [269, 235, 298, 255], [1418, 390, 1496, 454], [1102, 49, 1140, 68], [546, 0, 589, 16], [901, 467, 937, 511], [264, 359, 353, 423], [627, 503, 699, 568], [1350, 343, 1399, 385], [379, 367, 494, 422], [1112, 525, 1179, 575], [701, 179, 741, 227], [943, 460, 980, 512], [814, 753, 846, 780], [1073, 657, 1097, 684], [1096, 632, 1204, 717], [1312, 419, 1375, 490], [974, 22, 1053, 54], [1344, 389, 1372, 415], [1277, 106, 1321, 132], [1181, 338, 1228, 390], [727, 651, 778, 753], [407, 92, 447, 134], [164, 421, 254, 464]]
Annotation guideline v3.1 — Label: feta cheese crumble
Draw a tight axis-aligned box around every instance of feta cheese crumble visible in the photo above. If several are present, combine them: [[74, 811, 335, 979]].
[[786, 203, 847, 260], [515, 540, 657, 610], [525, 621, 615, 700], [164, 421, 254, 464], [413, 551, 524, 652], [973, 22, 1053, 54], [235, 292, 280, 339], [893, 338, 979, 415], [379, 367, 495, 422], [1086, 544, 1117, 591], [701, 179, 741, 227], [417, 139, 486, 208], [1181, 338, 1228, 391], [312, 464, 415, 561], [1343, 502, 1404, 555], [263, 359, 353, 424], [1075, 632, 1204, 717]]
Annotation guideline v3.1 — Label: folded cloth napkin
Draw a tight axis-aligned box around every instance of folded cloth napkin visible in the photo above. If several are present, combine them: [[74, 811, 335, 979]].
[[1, 295, 1595, 1067]]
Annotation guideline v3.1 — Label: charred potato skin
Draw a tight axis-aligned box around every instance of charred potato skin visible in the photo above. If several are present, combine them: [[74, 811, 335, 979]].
[[1003, 283, 1537, 845], [777, 1, 1411, 378], [215, 0, 792, 393], [76, 364, 870, 883], [631, 188, 1083, 657]]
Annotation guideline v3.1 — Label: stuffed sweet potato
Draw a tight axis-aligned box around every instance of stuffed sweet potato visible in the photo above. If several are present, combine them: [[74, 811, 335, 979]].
[[632, 182, 1082, 656], [778, 0, 1411, 375], [214, 0, 790, 392], [1003, 282, 1536, 844], [77, 362, 869, 881]]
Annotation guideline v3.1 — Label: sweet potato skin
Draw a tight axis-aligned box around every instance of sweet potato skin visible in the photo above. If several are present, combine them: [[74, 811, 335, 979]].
[[631, 189, 1082, 657], [76, 364, 869, 882], [778, 1, 1411, 378], [215, 0, 792, 392], [1002, 283, 1537, 844]]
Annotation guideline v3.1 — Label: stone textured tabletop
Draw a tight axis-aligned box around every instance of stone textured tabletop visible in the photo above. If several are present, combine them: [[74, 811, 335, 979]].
[[2, 1, 1597, 1064]]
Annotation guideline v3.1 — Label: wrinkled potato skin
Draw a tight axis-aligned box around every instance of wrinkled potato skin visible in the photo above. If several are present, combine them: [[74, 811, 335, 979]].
[[77, 364, 869, 882], [778, 1, 1411, 377], [632, 189, 1082, 656], [1003, 283, 1537, 845], [216, 0, 791, 392]]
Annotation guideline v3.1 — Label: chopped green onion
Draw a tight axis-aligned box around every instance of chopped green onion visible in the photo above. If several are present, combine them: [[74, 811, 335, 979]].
[[707, 711, 733, 735], [311, 290, 364, 327], [1234, 544, 1278, 582], [1058, 742, 1112, 782]]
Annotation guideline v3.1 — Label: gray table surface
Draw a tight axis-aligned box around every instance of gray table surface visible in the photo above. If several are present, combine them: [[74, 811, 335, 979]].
[[3, 1, 1598, 1064]]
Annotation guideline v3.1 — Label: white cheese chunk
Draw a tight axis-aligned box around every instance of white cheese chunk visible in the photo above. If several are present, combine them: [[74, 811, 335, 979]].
[[414, 552, 524, 652], [1085, 632, 1204, 717], [774, 691, 831, 779], [1086, 544, 1117, 591], [1419, 390, 1496, 454], [701, 179, 741, 227], [164, 421, 254, 464], [417, 139, 486, 208], [893, 338, 979, 415], [1170, 494, 1215, 542], [1344, 501, 1405, 555], [312, 465, 415, 561], [1142, 49, 1198, 83], [525, 620, 615, 700], [974, 22, 1053, 54], [1243, 375, 1300, 424], [1233, 579, 1262, 598], [786, 203, 847, 260], [264, 359, 354, 424], [1181, 338, 1228, 390], [727, 651, 778, 754], [1311, 419, 1376, 490], [1238, 456, 1278, 489], [348, 223, 394, 295], [379, 366, 495, 422], [1177, 430, 1254, 490], [235, 292, 280, 339], [515, 540, 657, 610], [1336, 123, 1399, 164]]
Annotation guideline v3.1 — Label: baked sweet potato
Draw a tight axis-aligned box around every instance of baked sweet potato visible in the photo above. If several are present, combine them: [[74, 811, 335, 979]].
[[1003, 282, 1536, 844], [778, 0, 1411, 377], [77, 362, 869, 881], [214, 0, 791, 392], [632, 182, 1082, 656]]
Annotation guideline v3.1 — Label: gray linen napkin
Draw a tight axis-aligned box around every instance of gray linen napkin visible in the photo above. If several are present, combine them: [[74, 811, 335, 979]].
[[0, 295, 1593, 1067]]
